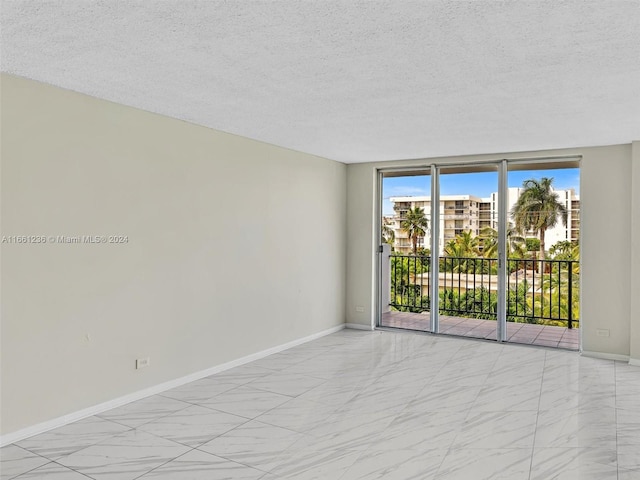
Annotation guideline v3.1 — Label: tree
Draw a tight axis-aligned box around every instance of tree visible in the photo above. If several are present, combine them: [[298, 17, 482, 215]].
[[549, 240, 578, 262], [507, 280, 535, 323], [382, 218, 395, 247], [452, 230, 480, 257], [390, 255, 430, 313], [525, 238, 541, 253], [478, 226, 527, 278], [536, 266, 579, 327], [479, 227, 499, 258], [443, 230, 481, 273], [479, 226, 525, 259], [510, 178, 567, 260], [401, 207, 428, 254]]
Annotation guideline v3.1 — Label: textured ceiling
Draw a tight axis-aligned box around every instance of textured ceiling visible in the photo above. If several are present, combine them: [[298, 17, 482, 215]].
[[2, 1, 640, 163]]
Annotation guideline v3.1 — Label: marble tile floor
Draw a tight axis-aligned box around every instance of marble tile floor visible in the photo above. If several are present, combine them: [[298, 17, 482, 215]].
[[2, 329, 638, 480]]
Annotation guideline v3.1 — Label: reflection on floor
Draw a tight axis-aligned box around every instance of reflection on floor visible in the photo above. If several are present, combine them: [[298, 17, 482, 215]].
[[381, 310, 579, 350], [2, 329, 638, 480]]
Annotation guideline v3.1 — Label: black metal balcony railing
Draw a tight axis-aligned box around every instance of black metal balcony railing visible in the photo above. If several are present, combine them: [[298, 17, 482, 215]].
[[389, 254, 578, 329]]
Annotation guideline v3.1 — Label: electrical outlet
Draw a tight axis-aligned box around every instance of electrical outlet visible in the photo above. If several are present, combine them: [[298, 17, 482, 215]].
[[355, 306, 365, 313], [596, 329, 610, 337], [136, 357, 151, 369]]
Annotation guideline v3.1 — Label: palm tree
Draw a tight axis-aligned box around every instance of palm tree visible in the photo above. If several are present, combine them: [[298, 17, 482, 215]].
[[454, 230, 480, 257], [382, 218, 395, 247], [549, 240, 578, 261], [479, 227, 498, 258], [479, 225, 525, 259], [443, 231, 480, 273], [401, 207, 428, 254], [510, 178, 567, 260]]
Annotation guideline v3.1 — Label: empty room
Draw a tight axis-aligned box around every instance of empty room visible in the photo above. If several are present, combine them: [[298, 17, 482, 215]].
[[1, 1, 639, 479]]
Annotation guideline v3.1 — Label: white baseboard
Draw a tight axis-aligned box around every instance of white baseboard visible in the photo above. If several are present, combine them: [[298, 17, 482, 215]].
[[581, 350, 630, 362], [629, 358, 640, 367], [0, 324, 345, 447], [345, 322, 374, 331]]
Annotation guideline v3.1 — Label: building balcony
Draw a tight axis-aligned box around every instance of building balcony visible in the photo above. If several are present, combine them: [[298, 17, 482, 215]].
[[393, 203, 411, 211], [444, 205, 469, 210]]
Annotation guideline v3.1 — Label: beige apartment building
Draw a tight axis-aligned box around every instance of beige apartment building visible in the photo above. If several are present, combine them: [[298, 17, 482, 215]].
[[389, 194, 485, 254], [389, 188, 579, 254]]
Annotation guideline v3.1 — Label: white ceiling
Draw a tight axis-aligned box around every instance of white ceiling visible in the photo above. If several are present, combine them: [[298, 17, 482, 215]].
[[2, 1, 639, 163]]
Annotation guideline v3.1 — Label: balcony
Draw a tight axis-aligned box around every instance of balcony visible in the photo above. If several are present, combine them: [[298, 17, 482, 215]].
[[393, 203, 411, 211], [444, 205, 469, 210], [381, 311, 578, 349], [381, 253, 579, 350]]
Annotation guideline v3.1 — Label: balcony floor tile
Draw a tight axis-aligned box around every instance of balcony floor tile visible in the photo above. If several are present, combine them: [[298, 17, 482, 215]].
[[381, 311, 579, 351]]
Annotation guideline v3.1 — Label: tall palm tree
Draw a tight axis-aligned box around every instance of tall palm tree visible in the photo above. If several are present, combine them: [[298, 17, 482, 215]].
[[510, 178, 567, 260], [454, 230, 481, 257], [382, 218, 395, 247], [401, 207, 428, 254], [443, 231, 480, 273], [479, 226, 525, 259]]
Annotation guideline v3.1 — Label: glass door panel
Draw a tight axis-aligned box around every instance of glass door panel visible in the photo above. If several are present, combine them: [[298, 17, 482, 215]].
[[437, 166, 500, 341], [379, 170, 432, 332], [506, 163, 580, 350]]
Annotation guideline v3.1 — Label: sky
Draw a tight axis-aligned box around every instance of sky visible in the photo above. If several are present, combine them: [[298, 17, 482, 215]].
[[382, 168, 580, 215]]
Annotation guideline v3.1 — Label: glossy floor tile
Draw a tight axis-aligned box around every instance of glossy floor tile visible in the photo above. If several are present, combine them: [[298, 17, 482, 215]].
[[2, 329, 639, 479]]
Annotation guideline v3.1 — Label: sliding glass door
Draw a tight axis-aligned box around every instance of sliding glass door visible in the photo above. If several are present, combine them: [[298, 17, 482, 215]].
[[377, 158, 580, 350]]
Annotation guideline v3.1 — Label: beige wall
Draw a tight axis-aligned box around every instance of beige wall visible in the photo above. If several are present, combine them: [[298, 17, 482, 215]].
[[346, 145, 637, 359], [0, 74, 347, 435], [580, 144, 632, 357]]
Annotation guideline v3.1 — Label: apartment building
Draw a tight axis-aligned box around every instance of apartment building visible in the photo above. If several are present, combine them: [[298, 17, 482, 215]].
[[389, 195, 485, 253], [390, 188, 580, 254], [484, 187, 580, 246]]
